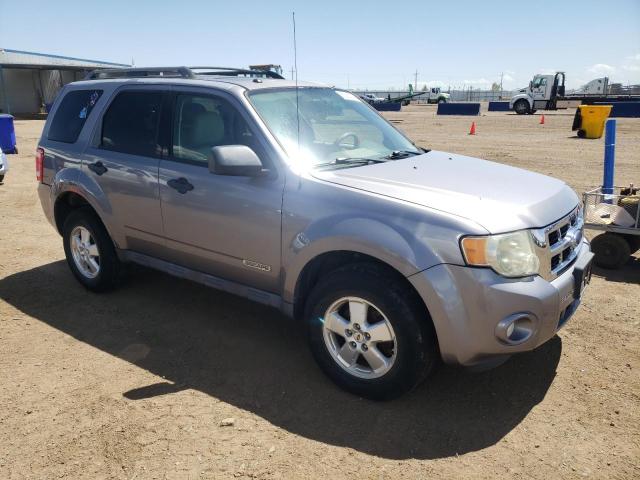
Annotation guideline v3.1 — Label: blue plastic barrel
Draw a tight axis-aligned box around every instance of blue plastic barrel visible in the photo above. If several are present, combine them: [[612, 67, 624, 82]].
[[0, 114, 17, 154]]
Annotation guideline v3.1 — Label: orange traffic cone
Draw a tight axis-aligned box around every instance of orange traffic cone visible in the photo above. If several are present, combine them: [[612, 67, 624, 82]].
[[540, 114, 545, 125], [469, 122, 476, 135]]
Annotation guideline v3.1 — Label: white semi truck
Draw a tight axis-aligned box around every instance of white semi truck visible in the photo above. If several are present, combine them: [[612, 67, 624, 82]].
[[510, 72, 639, 114]]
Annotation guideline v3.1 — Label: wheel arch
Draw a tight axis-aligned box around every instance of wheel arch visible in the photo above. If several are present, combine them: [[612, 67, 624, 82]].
[[50, 167, 118, 242], [291, 250, 434, 331], [53, 188, 115, 248]]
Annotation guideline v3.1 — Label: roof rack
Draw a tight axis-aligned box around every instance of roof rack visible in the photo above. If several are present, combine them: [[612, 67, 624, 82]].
[[84, 66, 285, 81], [189, 66, 285, 79], [85, 67, 194, 80]]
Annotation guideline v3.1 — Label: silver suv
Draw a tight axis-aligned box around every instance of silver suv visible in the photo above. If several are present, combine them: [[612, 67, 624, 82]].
[[36, 66, 593, 399]]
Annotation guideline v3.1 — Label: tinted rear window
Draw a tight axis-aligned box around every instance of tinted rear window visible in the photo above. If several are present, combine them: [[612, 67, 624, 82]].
[[101, 91, 163, 157], [48, 90, 103, 143]]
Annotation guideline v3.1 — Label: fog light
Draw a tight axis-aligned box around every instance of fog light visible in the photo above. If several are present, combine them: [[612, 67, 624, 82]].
[[495, 313, 537, 345], [506, 322, 515, 338]]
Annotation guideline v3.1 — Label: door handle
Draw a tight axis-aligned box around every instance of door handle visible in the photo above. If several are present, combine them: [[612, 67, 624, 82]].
[[88, 161, 108, 176], [167, 177, 194, 194]]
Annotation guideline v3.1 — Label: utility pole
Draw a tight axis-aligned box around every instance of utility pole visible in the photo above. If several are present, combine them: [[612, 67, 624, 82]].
[[414, 69, 418, 92], [290, 67, 295, 80], [500, 72, 504, 99]]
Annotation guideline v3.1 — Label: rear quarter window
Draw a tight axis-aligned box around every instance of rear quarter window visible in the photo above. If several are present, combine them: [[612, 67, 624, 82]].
[[48, 90, 103, 143]]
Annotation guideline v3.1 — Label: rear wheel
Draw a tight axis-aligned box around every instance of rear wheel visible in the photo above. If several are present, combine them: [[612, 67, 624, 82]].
[[514, 99, 530, 115], [305, 263, 438, 400], [591, 233, 630, 269], [63, 208, 122, 291]]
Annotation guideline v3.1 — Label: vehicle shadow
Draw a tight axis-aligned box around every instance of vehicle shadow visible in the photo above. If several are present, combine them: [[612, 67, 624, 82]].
[[0, 261, 562, 460], [592, 256, 640, 283]]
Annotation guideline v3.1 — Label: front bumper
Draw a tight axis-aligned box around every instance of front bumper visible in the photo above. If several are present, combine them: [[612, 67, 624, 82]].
[[409, 238, 592, 366]]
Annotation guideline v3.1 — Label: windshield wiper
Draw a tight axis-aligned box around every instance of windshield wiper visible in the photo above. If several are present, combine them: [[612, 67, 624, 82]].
[[384, 150, 424, 159], [314, 157, 388, 169]]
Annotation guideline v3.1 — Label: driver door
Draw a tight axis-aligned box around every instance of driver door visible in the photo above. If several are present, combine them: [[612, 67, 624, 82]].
[[532, 77, 548, 101], [158, 88, 284, 292]]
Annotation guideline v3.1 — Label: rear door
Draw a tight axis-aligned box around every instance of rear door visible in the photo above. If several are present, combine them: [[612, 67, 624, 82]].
[[158, 88, 284, 292], [83, 86, 166, 256]]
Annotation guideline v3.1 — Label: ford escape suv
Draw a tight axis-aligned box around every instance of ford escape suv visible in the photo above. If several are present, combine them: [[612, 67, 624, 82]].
[[36, 66, 593, 399]]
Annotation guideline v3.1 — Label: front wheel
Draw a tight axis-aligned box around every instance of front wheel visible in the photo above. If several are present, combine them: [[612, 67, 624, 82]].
[[514, 99, 530, 115], [305, 264, 438, 400]]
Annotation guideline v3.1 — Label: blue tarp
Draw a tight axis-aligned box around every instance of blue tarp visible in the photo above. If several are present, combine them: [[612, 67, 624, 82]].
[[372, 102, 402, 112], [488, 101, 511, 111], [594, 101, 640, 118], [437, 103, 481, 115]]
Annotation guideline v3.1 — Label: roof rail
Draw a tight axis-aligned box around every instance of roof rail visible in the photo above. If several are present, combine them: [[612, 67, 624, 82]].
[[84, 67, 195, 80], [189, 66, 285, 79]]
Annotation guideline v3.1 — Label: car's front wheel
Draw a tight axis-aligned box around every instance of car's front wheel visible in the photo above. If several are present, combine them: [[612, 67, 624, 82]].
[[305, 264, 438, 400], [63, 208, 122, 292]]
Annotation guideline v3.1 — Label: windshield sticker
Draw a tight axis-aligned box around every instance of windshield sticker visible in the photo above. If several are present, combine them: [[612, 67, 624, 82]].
[[89, 91, 100, 106]]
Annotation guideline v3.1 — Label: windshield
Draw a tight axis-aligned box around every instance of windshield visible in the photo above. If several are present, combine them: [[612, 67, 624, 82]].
[[247, 88, 420, 167]]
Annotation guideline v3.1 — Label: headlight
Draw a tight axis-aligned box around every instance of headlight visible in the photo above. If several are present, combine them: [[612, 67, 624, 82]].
[[460, 230, 540, 277]]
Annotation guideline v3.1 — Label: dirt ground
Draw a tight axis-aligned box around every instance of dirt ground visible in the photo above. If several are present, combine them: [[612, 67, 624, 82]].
[[1, 106, 638, 479]]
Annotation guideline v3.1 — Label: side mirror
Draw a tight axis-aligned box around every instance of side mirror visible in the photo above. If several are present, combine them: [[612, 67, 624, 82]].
[[209, 145, 265, 176]]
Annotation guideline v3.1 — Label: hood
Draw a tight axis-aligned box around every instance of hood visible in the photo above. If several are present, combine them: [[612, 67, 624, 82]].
[[311, 151, 578, 233]]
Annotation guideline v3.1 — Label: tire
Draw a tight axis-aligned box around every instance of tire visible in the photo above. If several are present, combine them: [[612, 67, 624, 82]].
[[591, 233, 631, 269], [438, 98, 446, 104], [62, 208, 122, 292], [514, 99, 530, 115], [623, 234, 640, 254], [577, 129, 586, 138], [305, 263, 438, 400], [0, 175, 4, 183]]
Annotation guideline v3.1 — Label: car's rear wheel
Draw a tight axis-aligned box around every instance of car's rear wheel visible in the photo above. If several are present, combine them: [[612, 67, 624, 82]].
[[63, 208, 122, 291], [305, 263, 437, 400]]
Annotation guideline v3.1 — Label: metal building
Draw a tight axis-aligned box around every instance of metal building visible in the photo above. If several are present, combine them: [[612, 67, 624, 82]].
[[0, 48, 129, 115]]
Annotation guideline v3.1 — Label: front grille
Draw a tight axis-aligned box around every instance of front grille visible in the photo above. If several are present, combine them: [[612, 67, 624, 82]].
[[532, 206, 584, 281]]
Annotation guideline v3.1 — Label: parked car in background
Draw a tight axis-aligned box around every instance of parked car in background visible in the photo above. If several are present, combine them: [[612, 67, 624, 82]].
[[36, 66, 593, 399], [0, 147, 8, 183], [360, 93, 385, 103]]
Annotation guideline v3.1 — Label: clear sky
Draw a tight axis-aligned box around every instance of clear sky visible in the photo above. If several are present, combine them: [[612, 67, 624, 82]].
[[1, 0, 639, 90]]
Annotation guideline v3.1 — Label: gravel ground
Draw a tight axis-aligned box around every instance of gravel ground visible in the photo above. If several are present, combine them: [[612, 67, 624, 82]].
[[0, 106, 638, 479]]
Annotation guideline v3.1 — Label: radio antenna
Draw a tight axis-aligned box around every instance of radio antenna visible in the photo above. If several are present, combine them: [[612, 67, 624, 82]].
[[292, 11, 300, 149]]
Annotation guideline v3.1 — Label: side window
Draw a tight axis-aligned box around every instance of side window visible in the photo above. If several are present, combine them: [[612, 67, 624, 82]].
[[101, 91, 163, 157], [48, 90, 103, 143], [172, 93, 257, 166]]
